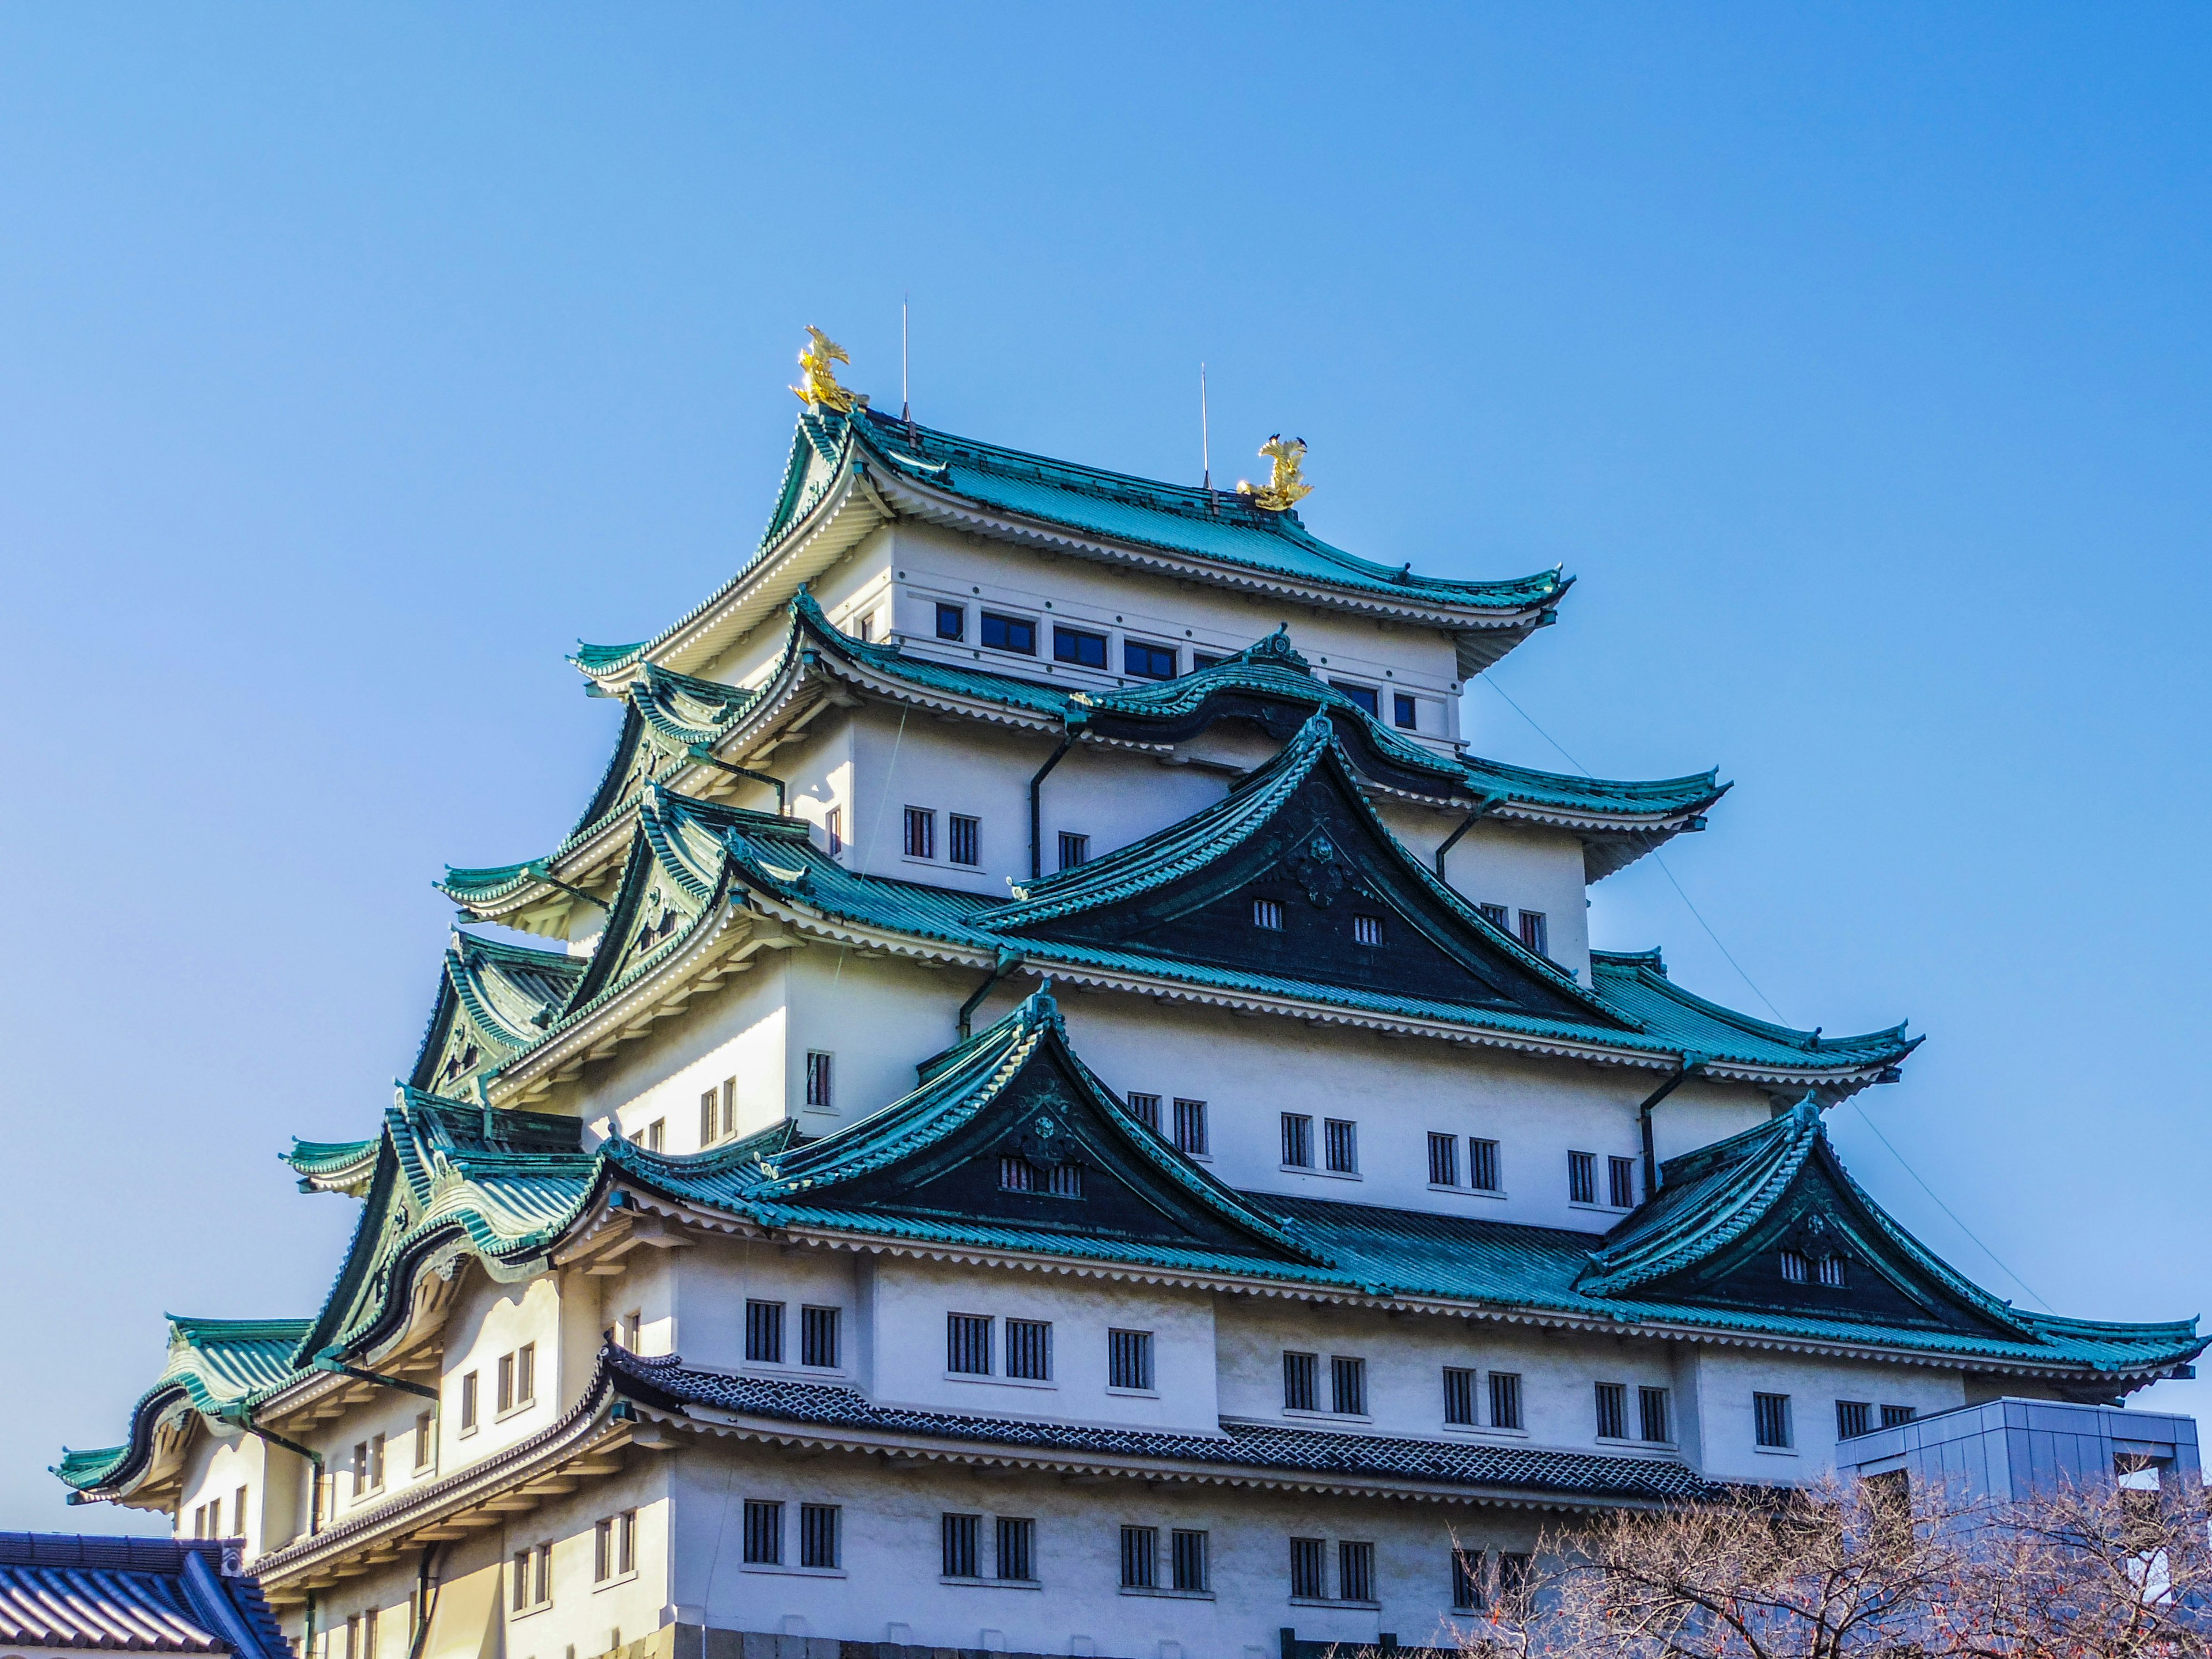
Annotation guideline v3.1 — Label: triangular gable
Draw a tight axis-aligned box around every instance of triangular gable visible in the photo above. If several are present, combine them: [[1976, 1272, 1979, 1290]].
[[556, 786, 733, 1013], [985, 715, 1616, 1025], [1578, 1101, 2031, 1339], [746, 990, 1317, 1262], [408, 934, 584, 1098]]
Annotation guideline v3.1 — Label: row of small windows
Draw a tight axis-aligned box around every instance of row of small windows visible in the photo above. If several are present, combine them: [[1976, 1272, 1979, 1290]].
[[1124, 1092, 1209, 1156], [1782, 1248, 1850, 1288], [700, 1054, 834, 1146], [999, 1153, 1084, 1197], [902, 806, 983, 866], [1475, 903, 1549, 957], [744, 1299, 843, 1369], [1751, 1393, 1918, 1449], [189, 1487, 247, 1539], [510, 1509, 638, 1615], [743, 1498, 842, 1568], [1281, 1113, 1359, 1174], [1250, 900, 1387, 947], [456, 1342, 534, 1437], [1426, 1132, 1502, 1192], [944, 1312, 1157, 1389], [1569, 1149, 1639, 1209]]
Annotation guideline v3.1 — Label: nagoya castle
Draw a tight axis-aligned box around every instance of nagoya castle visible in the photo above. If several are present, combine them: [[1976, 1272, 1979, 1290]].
[[56, 334, 2201, 1659]]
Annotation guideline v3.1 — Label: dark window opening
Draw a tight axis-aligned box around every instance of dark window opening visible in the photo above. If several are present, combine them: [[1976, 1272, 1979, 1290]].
[[941, 1512, 981, 1578], [1428, 1132, 1460, 1187], [1569, 1150, 1597, 1205], [1470, 1137, 1501, 1191], [949, 813, 980, 866], [1173, 1099, 1208, 1155], [995, 1517, 1035, 1581], [1281, 1113, 1313, 1168], [1330, 1355, 1367, 1416], [1283, 1351, 1319, 1411], [1489, 1371, 1523, 1430], [1443, 1367, 1477, 1425], [744, 1300, 783, 1365], [1334, 681, 1380, 718], [1518, 910, 1549, 956], [1393, 692, 1418, 730], [1108, 1328, 1154, 1391], [1057, 831, 1089, 870], [1596, 1381, 1627, 1439], [935, 602, 965, 641], [903, 806, 935, 859], [1755, 1392, 1794, 1448], [980, 612, 1036, 654], [1609, 1156, 1637, 1209], [801, 1305, 839, 1369], [1124, 640, 1176, 680], [1053, 625, 1108, 669]]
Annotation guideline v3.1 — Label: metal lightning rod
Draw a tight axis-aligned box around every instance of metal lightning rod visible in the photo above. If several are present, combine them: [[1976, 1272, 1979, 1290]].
[[902, 293, 911, 430], [1200, 363, 1213, 510]]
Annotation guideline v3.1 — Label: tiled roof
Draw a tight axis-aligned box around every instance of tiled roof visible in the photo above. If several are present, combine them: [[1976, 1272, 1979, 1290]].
[[605, 1350, 1718, 1503], [0, 1535, 289, 1659]]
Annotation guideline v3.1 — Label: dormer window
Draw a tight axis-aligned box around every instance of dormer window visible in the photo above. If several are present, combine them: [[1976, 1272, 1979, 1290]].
[[1253, 898, 1284, 930]]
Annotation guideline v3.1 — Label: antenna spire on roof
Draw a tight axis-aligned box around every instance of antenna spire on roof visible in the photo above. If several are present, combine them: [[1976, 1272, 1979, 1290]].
[[902, 294, 912, 433]]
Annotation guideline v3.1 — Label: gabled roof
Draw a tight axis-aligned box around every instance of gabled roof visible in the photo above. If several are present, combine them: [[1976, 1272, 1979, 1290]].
[[404, 933, 585, 1101], [572, 407, 1573, 689]]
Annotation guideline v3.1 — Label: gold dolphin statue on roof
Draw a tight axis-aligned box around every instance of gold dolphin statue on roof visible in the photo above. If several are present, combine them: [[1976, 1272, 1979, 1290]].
[[1238, 434, 1312, 512], [791, 325, 865, 413]]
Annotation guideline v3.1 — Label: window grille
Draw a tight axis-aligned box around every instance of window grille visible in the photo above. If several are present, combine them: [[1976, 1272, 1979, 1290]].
[[1338, 1540, 1376, 1603], [903, 806, 935, 859], [1005, 1318, 1052, 1381], [805, 1051, 832, 1111], [459, 1371, 478, 1432], [935, 601, 965, 640], [946, 1313, 993, 1374], [1058, 831, 1089, 870], [1595, 1381, 1628, 1439], [1324, 1118, 1358, 1173], [1489, 1371, 1523, 1430], [941, 1513, 982, 1578], [1353, 914, 1383, 946], [1478, 902, 1509, 929], [699, 1088, 717, 1146], [496, 1354, 513, 1414], [949, 814, 980, 866], [998, 1155, 1036, 1192], [1755, 1392, 1794, 1448], [1253, 897, 1284, 930], [801, 1305, 839, 1369], [1053, 626, 1108, 668], [1609, 1156, 1636, 1208], [1779, 1249, 1810, 1283], [1171, 1529, 1207, 1592], [1452, 1547, 1485, 1611], [1498, 1553, 1532, 1594], [1836, 1400, 1872, 1440], [742, 1499, 782, 1565], [1331, 1355, 1368, 1415], [1124, 640, 1177, 680], [995, 1517, 1035, 1581], [1640, 1385, 1672, 1443], [1881, 1404, 1917, 1429], [1047, 1161, 1082, 1197], [1569, 1150, 1597, 1205], [1289, 1537, 1327, 1600], [1470, 1137, 1501, 1191], [1428, 1132, 1460, 1187], [744, 1300, 783, 1364], [1108, 1328, 1153, 1391], [1819, 1255, 1849, 1288], [1126, 1092, 1161, 1131], [1281, 1113, 1313, 1168], [1443, 1366, 1478, 1426], [1120, 1525, 1158, 1589], [800, 1503, 839, 1569], [1283, 1351, 1319, 1411], [1518, 910, 1548, 956], [1173, 1099, 1208, 1155]]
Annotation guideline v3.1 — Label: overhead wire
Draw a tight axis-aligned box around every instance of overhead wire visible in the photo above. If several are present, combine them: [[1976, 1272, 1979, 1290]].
[[1477, 671, 2054, 1312]]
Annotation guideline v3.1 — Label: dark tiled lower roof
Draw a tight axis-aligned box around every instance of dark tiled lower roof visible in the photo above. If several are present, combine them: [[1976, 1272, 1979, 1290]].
[[0, 1535, 287, 1659], [610, 1352, 1716, 1503]]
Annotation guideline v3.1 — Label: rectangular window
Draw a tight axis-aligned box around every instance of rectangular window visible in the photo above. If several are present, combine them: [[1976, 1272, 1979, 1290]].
[[459, 1371, 478, 1433], [994, 1516, 1035, 1581], [1283, 1351, 1319, 1411], [949, 813, 980, 866], [1478, 902, 1509, 929], [1120, 1525, 1158, 1589], [800, 1503, 839, 1569], [346, 1615, 359, 1659], [1836, 1400, 1872, 1440], [742, 1499, 783, 1565], [1881, 1404, 1918, 1429], [234, 1485, 248, 1537], [998, 1154, 1037, 1192], [1005, 1318, 1052, 1381], [496, 1354, 514, 1415], [1498, 1553, 1532, 1596], [1289, 1536, 1327, 1600], [699, 1088, 718, 1146], [1518, 910, 1548, 956], [1392, 692, 1418, 730], [1489, 1371, 1524, 1430], [594, 1511, 635, 1581], [1252, 896, 1284, 930], [1780, 1249, 1810, 1283], [1331, 1355, 1368, 1416], [1820, 1255, 1849, 1288], [1640, 1385, 1672, 1444], [516, 1340, 536, 1403], [352, 1441, 368, 1497], [1108, 1328, 1154, 1391], [722, 1075, 737, 1136], [1339, 1540, 1376, 1604], [903, 806, 936, 859], [1126, 1092, 1161, 1132], [1443, 1366, 1478, 1426], [1057, 831, 1090, 870], [1352, 914, 1383, 946], [824, 807, 843, 857], [854, 613, 874, 643], [1595, 1382, 1628, 1440], [1334, 681, 1381, 718], [1053, 625, 1108, 669], [1569, 1150, 1597, 1205], [1171, 1529, 1208, 1593], [1281, 1113, 1313, 1168], [369, 1432, 386, 1489], [1324, 1118, 1358, 1173], [506, 1551, 524, 1612], [1046, 1160, 1082, 1198], [801, 1305, 840, 1369], [1124, 639, 1177, 680], [1190, 652, 1225, 672], [805, 1051, 832, 1111], [745, 1300, 784, 1365], [1469, 1137, 1501, 1192], [641, 1118, 665, 1153], [942, 1513, 982, 1578], [935, 601, 966, 641], [1173, 1099, 1208, 1156], [533, 1544, 552, 1608], [363, 1610, 377, 1659], [980, 612, 1036, 655], [1452, 1547, 1484, 1611], [1427, 1132, 1460, 1187], [1609, 1156, 1637, 1209], [619, 1310, 641, 1353], [1755, 1392, 1794, 1449], [947, 1313, 993, 1375]]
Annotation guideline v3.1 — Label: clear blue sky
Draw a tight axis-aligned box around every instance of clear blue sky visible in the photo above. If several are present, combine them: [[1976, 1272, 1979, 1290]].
[[3, 6, 2207, 1531]]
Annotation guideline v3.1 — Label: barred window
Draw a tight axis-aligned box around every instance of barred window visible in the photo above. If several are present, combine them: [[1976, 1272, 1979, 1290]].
[[947, 1313, 993, 1375], [1283, 1350, 1319, 1411], [1253, 897, 1284, 930], [1058, 832, 1089, 870], [1120, 1525, 1158, 1589], [801, 1305, 840, 1369], [1047, 1161, 1082, 1198], [1489, 1370, 1524, 1430], [1108, 1328, 1154, 1391], [1836, 1400, 1872, 1440], [941, 1512, 981, 1578], [1006, 1318, 1052, 1381], [1126, 1092, 1161, 1131], [805, 1051, 833, 1111], [1819, 1255, 1849, 1288], [1881, 1404, 1918, 1429], [1281, 1113, 1313, 1168], [1595, 1381, 1628, 1439], [1640, 1385, 1672, 1444], [1478, 902, 1509, 929], [1780, 1249, 1810, 1283], [1451, 1547, 1484, 1611], [741, 1499, 782, 1565], [1569, 1150, 1597, 1205], [1353, 914, 1383, 947], [1518, 910, 1548, 956], [1171, 1529, 1207, 1592], [1339, 1540, 1376, 1604], [1428, 1132, 1460, 1187], [1470, 1137, 1501, 1192], [1755, 1392, 1794, 1448], [1443, 1366, 1478, 1426], [1609, 1156, 1636, 1209], [903, 806, 936, 860], [998, 1155, 1037, 1192], [995, 1516, 1036, 1581], [1498, 1553, 1532, 1594], [949, 814, 980, 867], [1289, 1536, 1327, 1600], [744, 1299, 783, 1365], [800, 1503, 839, 1569], [1331, 1355, 1368, 1416], [1173, 1099, 1208, 1156], [1324, 1118, 1358, 1174]]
